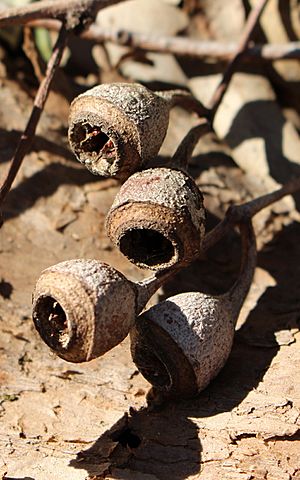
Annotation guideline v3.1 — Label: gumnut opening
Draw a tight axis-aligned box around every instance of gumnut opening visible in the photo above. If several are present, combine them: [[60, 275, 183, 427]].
[[32, 259, 137, 363], [68, 83, 170, 181], [131, 289, 241, 402], [130, 310, 198, 399], [106, 167, 206, 271]]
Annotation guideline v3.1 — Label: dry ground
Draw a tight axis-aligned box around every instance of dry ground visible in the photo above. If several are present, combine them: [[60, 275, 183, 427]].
[[0, 1, 300, 477]]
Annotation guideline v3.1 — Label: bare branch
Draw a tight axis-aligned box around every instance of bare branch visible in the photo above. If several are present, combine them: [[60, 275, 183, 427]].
[[203, 175, 300, 252], [172, 120, 210, 170], [165, 0, 270, 173], [0, 0, 126, 28], [248, 42, 300, 60], [0, 25, 68, 206], [208, 0, 269, 119], [27, 20, 300, 62], [158, 89, 209, 118], [86, 28, 300, 61]]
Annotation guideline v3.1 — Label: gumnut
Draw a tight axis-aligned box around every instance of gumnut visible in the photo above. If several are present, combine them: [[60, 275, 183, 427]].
[[106, 166, 206, 271], [68, 82, 171, 181], [130, 221, 256, 401]]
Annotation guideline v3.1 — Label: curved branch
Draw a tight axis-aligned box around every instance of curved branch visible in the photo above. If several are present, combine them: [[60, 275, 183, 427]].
[[208, 0, 269, 120], [203, 175, 300, 252], [0, 25, 68, 206]]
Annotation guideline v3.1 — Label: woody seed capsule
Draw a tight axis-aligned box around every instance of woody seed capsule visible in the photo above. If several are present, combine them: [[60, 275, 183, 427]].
[[130, 221, 256, 401], [106, 167, 206, 271], [68, 82, 171, 181], [32, 259, 137, 363], [32, 259, 168, 363]]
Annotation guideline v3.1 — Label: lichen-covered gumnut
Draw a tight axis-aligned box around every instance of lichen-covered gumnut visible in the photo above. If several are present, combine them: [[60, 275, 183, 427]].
[[130, 221, 256, 401], [105, 167, 206, 271], [68, 83, 207, 181], [32, 259, 138, 363], [68, 82, 171, 181], [32, 259, 170, 363]]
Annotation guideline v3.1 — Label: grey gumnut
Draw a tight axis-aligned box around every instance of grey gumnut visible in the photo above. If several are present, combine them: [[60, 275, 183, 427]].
[[32, 259, 169, 363], [130, 221, 257, 401], [32, 259, 138, 362], [106, 167, 206, 271], [68, 83, 171, 181]]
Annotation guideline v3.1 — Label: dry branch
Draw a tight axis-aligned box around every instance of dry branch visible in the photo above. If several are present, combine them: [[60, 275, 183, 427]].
[[208, 0, 269, 118], [85, 28, 300, 61], [87, 31, 300, 63], [172, 120, 211, 170], [0, 0, 127, 210], [27, 20, 300, 61], [0, 0, 126, 28], [170, 0, 270, 171], [203, 175, 300, 251], [0, 25, 68, 205]]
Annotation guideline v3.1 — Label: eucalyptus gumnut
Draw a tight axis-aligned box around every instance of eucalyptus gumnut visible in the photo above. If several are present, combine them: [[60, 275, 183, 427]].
[[130, 221, 256, 401], [32, 259, 138, 363], [68, 82, 172, 181], [32, 259, 166, 363], [105, 167, 206, 271]]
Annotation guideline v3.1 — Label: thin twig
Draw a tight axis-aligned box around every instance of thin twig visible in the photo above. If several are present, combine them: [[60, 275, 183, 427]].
[[203, 175, 300, 251], [246, 42, 300, 60], [23, 26, 44, 82], [86, 28, 300, 62], [208, 0, 269, 119], [171, 120, 210, 170], [27, 21, 300, 62], [0, 25, 68, 205], [158, 89, 209, 118], [0, 0, 126, 28], [168, 0, 269, 171]]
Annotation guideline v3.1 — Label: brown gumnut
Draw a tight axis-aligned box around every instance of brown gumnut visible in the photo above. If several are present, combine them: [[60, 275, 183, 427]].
[[68, 82, 170, 181], [130, 221, 257, 402], [68, 83, 207, 181], [105, 167, 206, 271], [32, 259, 167, 363], [32, 259, 139, 363]]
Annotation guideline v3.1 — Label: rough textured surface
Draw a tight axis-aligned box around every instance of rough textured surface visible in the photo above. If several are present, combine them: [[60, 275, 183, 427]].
[[33, 259, 137, 362], [131, 223, 256, 395], [111, 167, 205, 232], [0, 2, 300, 476], [106, 167, 206, 270], [135, 293, 234, 394], [0, 94, 300, 478], [68, 83, 170, 180]]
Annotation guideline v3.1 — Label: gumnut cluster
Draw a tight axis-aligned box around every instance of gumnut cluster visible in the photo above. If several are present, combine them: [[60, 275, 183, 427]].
[[32, 82, 257, 402]]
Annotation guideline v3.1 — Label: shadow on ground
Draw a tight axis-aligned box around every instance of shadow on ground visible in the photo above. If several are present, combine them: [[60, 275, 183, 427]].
[[69, 219, 300, 479]]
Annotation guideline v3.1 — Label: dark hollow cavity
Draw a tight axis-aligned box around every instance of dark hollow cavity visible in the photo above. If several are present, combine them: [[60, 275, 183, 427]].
[[132, 335, 171, 388], [33, 296, 69, 351], [72, 123, 114, 157], [119, 229, 174, 267]]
